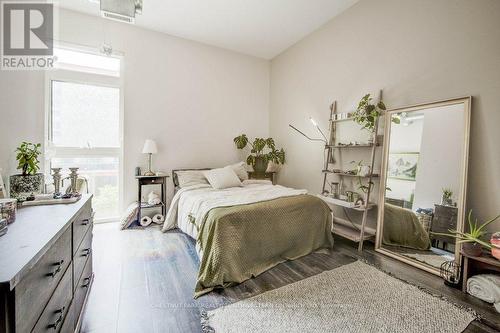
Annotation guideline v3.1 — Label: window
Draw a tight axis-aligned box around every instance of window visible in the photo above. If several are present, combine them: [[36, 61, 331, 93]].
[[54, 48, 121, 77], [51, 81, 120, 148], [46, 47, 123, 222]]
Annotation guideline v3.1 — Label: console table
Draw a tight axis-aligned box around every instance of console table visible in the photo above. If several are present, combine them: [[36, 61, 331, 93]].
[[0, 195, 93, 333], [248, 171, 276, 184], [461, 251, 500, 292]]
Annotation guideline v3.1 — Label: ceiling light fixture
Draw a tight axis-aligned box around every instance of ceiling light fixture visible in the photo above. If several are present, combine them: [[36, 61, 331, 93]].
[[88, 0, 143, 24]]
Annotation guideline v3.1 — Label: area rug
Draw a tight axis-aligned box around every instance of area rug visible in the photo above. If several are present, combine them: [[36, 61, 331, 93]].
[[202, 261, 476, 333]]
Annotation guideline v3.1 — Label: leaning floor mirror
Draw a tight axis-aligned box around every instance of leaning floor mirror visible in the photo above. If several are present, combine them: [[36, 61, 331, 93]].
[[375, 97, 471, 278]]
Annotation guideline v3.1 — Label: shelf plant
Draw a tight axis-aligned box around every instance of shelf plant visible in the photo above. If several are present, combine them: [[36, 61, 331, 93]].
[[432, 210, 500, 256], [353, 94, 399, 132], [234, 134, 285, 173]]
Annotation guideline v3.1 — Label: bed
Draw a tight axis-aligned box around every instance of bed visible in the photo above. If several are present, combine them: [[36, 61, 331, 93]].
[[382, 203, 431, 251], [162, 169, 334, 298]]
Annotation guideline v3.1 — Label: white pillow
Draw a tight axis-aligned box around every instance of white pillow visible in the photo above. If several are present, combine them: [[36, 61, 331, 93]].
[[229, 161, 249, 181], [204, 167, 242, 189], [176, 170, 209, 188]]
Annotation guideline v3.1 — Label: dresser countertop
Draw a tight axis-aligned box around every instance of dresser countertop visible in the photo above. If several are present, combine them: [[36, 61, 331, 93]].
[[0, 195, 92, 289]]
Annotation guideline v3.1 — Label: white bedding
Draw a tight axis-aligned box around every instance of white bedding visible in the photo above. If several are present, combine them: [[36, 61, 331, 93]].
[[161, 180, 308, 246]]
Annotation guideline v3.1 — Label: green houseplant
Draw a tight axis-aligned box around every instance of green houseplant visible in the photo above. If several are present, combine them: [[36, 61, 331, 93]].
[[9, 142, 44, 201], [441, 188, 453, 206], [432, 210, 500, 256], [353, 94, 400, 132], [234, 134, 285, 173]]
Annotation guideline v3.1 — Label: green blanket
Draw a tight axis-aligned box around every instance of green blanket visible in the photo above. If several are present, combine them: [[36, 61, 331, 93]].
[[382, 203, 430, 251], [194, 194, 333, 298]]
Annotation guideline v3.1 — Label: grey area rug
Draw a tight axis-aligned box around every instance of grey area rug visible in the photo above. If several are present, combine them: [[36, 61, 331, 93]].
[[202, 261, 476, 333]]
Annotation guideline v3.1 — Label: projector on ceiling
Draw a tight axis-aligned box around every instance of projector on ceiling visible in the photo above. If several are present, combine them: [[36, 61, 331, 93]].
[[100, 0, 143, 24]]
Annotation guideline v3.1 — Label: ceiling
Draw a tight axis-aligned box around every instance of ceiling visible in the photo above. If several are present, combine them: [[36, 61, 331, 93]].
[[56, 0, 358, 59]]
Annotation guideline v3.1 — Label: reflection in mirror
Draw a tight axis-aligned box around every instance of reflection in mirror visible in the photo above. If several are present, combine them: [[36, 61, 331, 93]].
[[377, 98, 470, 275]]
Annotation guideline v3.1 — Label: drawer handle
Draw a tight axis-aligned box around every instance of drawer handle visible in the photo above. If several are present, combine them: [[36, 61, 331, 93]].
[[82, 248, 92, 257], [48, 306, 65, 330], [82, 276, 92, 288], [49, 260, 64, 278], [81, 219, 90, 226]]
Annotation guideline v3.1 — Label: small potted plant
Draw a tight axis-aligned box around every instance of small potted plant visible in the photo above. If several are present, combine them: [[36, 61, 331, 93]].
[[9, 142, 44, 201], [234, 134, 285, 173], [441, 188, 453, 206], [432, 211, 500, 257]]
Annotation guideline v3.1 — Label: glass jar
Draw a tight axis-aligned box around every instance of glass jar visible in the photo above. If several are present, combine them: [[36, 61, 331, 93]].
[[0, 198, 18, 224]]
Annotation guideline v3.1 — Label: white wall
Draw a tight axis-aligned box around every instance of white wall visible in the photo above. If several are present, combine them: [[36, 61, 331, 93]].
[[0, 9, 270, 207], [413, 105, 466, 209], [270, 0, 500, 231]]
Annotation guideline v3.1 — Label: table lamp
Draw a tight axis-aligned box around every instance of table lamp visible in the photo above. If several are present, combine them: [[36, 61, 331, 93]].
[[142, 139, 158, 176]]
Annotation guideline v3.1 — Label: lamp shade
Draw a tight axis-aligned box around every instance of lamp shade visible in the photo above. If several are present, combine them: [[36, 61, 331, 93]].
[[142, 139, 158, 154]]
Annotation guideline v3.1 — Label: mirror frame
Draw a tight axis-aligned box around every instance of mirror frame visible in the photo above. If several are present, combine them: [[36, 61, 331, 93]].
[[375, 96, 471, 276]]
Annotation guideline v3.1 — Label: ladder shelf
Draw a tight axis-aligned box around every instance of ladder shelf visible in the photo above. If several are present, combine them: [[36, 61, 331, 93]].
[[318, 90, 384, 252]]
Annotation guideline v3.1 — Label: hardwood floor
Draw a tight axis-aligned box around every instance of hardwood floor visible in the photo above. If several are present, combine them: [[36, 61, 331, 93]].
[[81, 223, 499, 333]]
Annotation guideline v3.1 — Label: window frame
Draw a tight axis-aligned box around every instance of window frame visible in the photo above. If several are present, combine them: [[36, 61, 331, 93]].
[[44, 47, 124, 223]]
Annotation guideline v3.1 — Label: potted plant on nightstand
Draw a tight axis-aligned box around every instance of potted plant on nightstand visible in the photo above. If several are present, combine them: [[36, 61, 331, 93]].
[[9, 142, 44, 201], [233, 134, 285, 173]]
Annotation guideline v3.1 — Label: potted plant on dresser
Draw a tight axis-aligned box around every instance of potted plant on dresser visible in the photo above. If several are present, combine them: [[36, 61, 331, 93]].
[[233, 134, 285, 173], [9, 142, 44, 201]]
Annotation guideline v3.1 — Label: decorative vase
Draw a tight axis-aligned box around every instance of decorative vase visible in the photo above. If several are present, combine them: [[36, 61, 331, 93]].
[[462, 242, 483, 257], [9, 173, 44, 201], [491, 232, 500, 260], [253, 157, 269, 173]]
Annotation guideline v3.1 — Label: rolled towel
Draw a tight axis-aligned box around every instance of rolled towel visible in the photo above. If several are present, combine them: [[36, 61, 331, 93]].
[[152, 214, 164, 224], [140, 216, 152, 227], [467, 274, 500, 310], [148, 191, 161, 205]]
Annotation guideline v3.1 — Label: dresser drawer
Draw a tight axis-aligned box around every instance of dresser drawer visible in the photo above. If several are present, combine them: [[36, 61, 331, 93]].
[[72, 204, 92, 256], [73, 227, 93, 291], [15, 227, 72, 333], [74, 254, 93, 321], [31, 265, 72, 333], [59, 300, 75, 333]]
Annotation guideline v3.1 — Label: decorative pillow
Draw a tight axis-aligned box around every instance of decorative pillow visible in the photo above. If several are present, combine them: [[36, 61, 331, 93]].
[[204, 167, 242, 189], [120, 202, 139, 230], [229, 161, 249, 181], [176, 170, 209, 188]]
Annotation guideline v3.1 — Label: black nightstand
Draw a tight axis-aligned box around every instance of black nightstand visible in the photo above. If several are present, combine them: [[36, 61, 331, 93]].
[[136, 175, 169, 223], [248, 171, 276, 184]]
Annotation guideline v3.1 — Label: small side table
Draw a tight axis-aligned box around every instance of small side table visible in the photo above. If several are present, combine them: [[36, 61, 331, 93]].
[[461, 251, 500, 292], [136, 175, 169, 223], [248, 171, 276, 184]]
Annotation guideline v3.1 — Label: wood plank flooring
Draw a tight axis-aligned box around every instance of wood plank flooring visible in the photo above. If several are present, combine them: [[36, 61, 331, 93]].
[[81, 223, 499, 333]]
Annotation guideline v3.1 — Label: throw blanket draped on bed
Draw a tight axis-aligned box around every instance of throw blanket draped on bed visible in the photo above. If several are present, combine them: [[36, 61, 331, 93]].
[[162, 183, 333, 298], [383, 203, 430, 251]]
